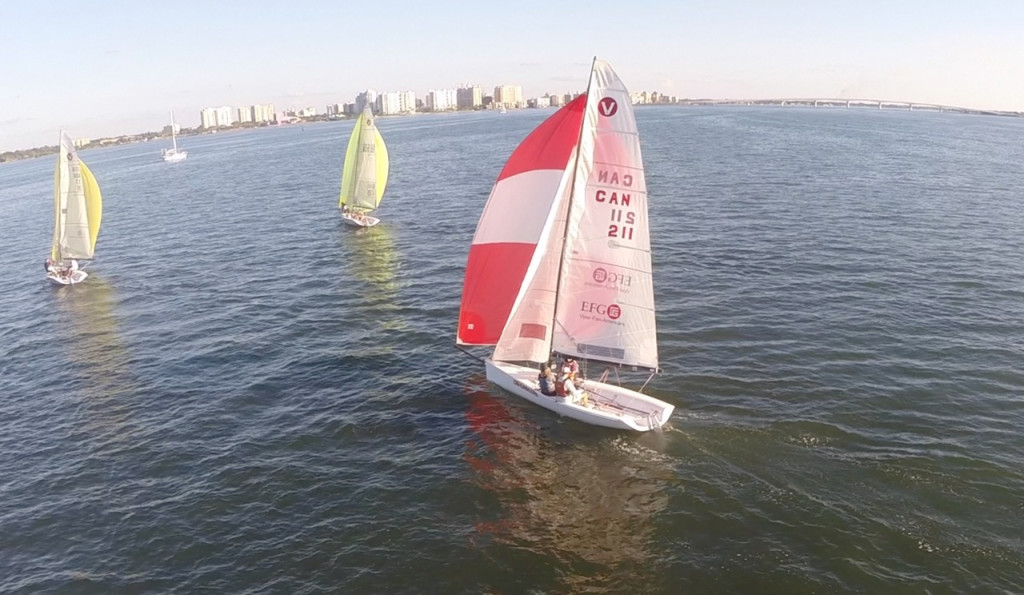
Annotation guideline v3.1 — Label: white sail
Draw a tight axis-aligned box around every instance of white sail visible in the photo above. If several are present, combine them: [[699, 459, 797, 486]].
[[170, 111, 179, 151], [492, 154, 576, 363], [550, 59, 658, 370], [56, 132, 95, 260]]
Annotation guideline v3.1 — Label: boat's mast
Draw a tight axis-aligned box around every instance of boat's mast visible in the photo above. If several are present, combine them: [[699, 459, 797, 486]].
[[548, 56, 598, 359], [56, 131, 68, 263], [170, 111, 178, 151]]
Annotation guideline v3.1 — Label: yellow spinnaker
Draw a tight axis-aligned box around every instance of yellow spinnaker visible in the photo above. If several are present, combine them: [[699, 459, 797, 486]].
[[339, 107, 389, 211], [80, 160, 103, 252]]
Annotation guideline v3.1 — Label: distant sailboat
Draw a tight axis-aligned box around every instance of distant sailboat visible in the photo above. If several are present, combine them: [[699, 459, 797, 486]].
[[161, 111, 187, 162], [339, 107, 389, 227], [457, 58, 674, 431], [46, 131, 102, 285]]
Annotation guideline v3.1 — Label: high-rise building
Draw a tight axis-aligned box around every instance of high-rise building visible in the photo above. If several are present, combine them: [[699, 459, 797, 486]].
[[251, 104, 275, 123], [378, 92, 401, 115], [426, 88, 457, 111], [398, 90, 416, 114], [493, 84, 523, 109], [200, 107, 216, 129], [456, 85, 483, 109], [355, 89, 377, 114], [237, 107, 253, 123], [377, 91, 416, 115], [200, 106, 235, 128]]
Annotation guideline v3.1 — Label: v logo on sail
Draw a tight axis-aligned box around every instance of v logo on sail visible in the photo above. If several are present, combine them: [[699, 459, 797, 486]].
[[598, 97, 618, 117]]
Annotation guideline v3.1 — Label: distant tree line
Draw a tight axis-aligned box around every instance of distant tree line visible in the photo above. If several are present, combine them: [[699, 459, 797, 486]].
[[0, 145, 59, 163]]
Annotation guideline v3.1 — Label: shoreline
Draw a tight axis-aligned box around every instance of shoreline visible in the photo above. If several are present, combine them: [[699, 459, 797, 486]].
[[3, 102, 1021, 164]]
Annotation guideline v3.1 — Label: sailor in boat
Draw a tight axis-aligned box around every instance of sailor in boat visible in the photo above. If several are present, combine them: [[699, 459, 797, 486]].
[[47, 259, 79, 279], [562, 357, 580, 382], [558, 366, 589, 407], [538, 363, 557, 396]]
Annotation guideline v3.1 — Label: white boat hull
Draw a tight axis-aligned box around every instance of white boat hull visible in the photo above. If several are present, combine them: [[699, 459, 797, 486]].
[[342, 213, 380, 227], [47, 269, 89, 285], [485, 359, 674, 431], [162, 150, 187, 162]]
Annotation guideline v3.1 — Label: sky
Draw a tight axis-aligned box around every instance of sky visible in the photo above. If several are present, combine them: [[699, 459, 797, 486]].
[[2, 0, 1023, 151]]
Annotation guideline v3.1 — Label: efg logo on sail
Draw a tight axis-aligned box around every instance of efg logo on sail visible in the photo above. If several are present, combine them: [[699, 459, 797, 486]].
[[580, 300, 623, 321], [590, 267, 633, 293]]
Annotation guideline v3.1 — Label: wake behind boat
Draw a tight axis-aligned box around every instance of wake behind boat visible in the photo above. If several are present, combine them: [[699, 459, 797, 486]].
[[339, 107, 389, 227], [47, 131, 103, 286], [456, 57, 674, 432]]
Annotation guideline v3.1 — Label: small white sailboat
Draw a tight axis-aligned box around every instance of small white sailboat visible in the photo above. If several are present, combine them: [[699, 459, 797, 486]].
[[339, 107, 389, 227], [161, 111, 187, 162], [457, 57, 674, 432], [46, 131, 102, 286]]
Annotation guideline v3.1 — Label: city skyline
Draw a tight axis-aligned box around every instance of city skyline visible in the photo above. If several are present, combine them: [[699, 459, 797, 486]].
[[3, 0, 1024, 152]]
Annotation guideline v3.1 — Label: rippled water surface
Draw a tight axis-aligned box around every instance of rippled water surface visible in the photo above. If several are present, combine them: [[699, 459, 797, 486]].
[[2, 107, 1023, 593]]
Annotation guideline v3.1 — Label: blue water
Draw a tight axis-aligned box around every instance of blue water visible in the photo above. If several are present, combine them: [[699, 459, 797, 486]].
[[1, 107, 1023, 593]]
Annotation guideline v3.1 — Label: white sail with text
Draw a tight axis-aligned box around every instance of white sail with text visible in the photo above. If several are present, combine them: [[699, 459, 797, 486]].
[[550, 60, 658, 371]]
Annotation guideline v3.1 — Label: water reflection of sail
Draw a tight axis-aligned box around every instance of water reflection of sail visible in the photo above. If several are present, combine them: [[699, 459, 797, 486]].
[[54, 277, 138, 439], [346, 225, 399, 292], [342, 225, 406, 335], [464, 375, 671, 591]]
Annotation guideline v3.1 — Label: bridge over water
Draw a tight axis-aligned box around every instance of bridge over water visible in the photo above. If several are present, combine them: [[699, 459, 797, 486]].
[[678, 98, 1021, 117]]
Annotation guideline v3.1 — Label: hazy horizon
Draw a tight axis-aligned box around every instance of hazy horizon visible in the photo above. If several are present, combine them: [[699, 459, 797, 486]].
[[3, 0, 1023, 152]]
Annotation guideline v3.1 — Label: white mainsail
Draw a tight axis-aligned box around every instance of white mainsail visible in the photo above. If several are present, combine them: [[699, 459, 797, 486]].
[[54, 132, 95, 261], [551, 60, 658, 370]]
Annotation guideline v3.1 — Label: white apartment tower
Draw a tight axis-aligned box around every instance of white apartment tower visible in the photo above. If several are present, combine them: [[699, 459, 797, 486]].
[[398, 90, 416, 114], [199, 106, 235, 128], [493, 84, 523, 109], [426, 89, 457, 111], [378, 92, 402, 115], [251, 104, 275, 123]]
